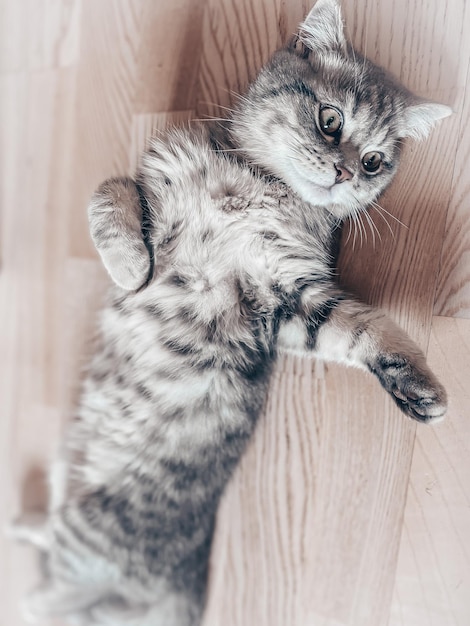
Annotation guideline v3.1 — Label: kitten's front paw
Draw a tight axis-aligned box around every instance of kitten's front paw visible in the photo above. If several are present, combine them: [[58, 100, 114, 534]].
[[371, 353, 447, 423], [88, 177, 151, 291], [99, 242, 150, 291]]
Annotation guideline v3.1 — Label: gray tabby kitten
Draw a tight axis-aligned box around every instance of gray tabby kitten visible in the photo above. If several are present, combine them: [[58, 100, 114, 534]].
[[12, 1, 450, 625]]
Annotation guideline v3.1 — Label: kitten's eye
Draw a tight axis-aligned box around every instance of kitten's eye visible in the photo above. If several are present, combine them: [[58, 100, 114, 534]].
[[319, 105, 343, 137], [361, 151, 383, 174]]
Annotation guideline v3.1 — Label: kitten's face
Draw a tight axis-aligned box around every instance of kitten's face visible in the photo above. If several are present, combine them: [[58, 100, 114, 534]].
[[231, 0, 450, 220], [234, 49, 402, 219]]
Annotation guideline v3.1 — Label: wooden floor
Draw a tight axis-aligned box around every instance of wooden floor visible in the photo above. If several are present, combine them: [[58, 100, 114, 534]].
[[1, 1, 469, 625]]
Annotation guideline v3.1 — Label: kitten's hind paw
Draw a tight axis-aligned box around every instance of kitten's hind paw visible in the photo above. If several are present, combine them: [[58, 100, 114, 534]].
[[371, 353, 447, 423], [21, 583, 112, 622], [6, 512, 50, 550]]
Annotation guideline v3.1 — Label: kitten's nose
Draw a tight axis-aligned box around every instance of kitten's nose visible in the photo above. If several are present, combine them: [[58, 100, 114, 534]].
[[334, 164, 353, 184]]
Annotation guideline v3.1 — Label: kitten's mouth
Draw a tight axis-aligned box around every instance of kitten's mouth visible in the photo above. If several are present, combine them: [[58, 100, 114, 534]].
[[289, 162, 336, 196], [306, 181, 333, 199], [292, 168, 335, 204], [288, 163, 355, 214]]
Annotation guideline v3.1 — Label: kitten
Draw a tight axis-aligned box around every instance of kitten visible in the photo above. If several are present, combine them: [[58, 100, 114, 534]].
[[11, 1, 450, 625]]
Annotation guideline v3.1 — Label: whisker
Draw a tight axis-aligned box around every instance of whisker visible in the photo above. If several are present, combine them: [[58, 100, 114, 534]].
[[345, 217, 353, 245], [356, 2, 370, 96], [361, 209, 373, 247], [369, 203, 395, 239], [200, 100, 237, 115], [368, 209, 382, 243], [358, 211, 366, 246], [354, 214, 361, 248], [345, 27, 360, 98], [227, 89, 250, 105], [352, 212, 359, 249], [191, 117, 227, 123], [363, 208, 381, 247], [370, 200, 408, 229]]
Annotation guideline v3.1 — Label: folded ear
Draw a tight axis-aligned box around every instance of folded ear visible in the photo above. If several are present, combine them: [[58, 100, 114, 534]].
[[399, 101, 453, 140], [298, 0, 346, 56]]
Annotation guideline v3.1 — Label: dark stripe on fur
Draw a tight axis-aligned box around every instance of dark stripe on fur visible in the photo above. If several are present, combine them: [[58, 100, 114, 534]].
[[305, 297, 341, 350]]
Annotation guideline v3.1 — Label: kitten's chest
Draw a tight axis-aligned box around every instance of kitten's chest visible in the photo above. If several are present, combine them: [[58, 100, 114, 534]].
[[153, 163, 333, 314]]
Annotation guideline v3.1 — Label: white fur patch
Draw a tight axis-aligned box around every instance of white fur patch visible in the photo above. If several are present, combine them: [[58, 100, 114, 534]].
[[277, 317, 308, 355]]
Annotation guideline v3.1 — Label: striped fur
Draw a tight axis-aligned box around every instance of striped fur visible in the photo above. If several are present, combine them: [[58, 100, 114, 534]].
[[12, 1, 449, 624]]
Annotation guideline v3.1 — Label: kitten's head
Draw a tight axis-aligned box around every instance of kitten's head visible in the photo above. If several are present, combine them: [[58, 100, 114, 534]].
[[231, 0, 451, 219]]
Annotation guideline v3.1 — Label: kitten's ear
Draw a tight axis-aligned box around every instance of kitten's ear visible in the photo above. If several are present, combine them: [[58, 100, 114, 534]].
[[399, 101, 452, 140], [297, 0, 346, 56]]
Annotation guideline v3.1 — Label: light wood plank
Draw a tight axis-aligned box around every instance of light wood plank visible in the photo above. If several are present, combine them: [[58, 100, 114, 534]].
[[204, 359, 415, 626], [1, 1, 469, 626], [199, 1, 467, 624], [338, 0, 466, 333], [196, 0, 286, 117], [129, 110, 194, 174], [67, 0, 144, 259], [0, 0, 82, 72], [135, 0, 206, 114], [0, 64, 78, 625], [434, 65, 470, 318], [390, 317, 470, 626], [342, 0, 468, 102], [0, 65, 77, 407]]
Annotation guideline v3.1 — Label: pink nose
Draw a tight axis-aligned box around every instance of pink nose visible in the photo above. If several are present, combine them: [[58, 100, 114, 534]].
[[335, 164, 353, 183]]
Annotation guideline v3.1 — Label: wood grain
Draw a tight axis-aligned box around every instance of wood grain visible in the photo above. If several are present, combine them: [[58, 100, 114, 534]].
[[342, 0, 469, 102], [198, 1, 467, 623], [204, 359, 416, 626], [134, 0, 206, 114], [66, 0, 144, 260], [129, 110, 194, 175], [390, 317, 470, 626], [1, 1, 469, 625], [337, 0, 465, 335], [434, 64, 470, 318], [196, 0, 288, 117], [0, 0, 82, 72]]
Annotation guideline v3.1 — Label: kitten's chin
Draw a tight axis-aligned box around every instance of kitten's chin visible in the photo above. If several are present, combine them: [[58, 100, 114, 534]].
[[290, 174, 338, 208], [276, 162, 359, 217], [296, 180, 332, 205], [286, 163, 336, 206], [291, 176, 358, 219]]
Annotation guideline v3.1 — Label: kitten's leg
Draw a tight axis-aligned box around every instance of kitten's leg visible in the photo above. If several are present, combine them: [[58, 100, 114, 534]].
[[8, 457, 67, 550], [89, 599, 148, 625], [88, 177, 151, 291], [91, 595, 200, 626], [22, 583, 109, 623], [278, 293, 447, 422], [6, 512, 50, 550]]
